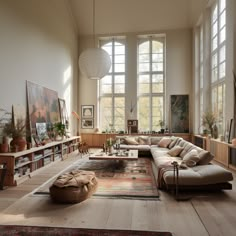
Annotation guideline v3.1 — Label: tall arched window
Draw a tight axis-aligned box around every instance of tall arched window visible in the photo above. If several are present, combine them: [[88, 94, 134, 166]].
[[98, 38, 126, 132], [211, 0, 226, 135], [137, 35, 166, 132]]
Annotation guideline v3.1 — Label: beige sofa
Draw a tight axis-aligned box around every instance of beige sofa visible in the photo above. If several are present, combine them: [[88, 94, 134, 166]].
[[115, 135, 233, 191]]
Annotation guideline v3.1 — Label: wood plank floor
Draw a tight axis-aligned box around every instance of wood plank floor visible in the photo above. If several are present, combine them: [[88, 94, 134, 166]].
[[0, 150, 236, 236]]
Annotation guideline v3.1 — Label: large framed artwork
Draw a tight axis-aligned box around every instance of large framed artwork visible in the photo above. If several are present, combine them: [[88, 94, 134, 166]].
[[26, 81, 60, 136], [170, 94, 189, 133]]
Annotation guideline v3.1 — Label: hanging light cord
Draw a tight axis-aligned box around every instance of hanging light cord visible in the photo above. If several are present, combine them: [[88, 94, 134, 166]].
[[93, 0, 95, 47]]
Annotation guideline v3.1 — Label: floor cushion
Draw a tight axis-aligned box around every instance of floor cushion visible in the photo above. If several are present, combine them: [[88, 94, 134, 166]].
[[49, 170, 98, 203]]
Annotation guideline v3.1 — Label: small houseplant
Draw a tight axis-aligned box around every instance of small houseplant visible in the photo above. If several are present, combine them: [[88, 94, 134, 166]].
[[202, 110, 217, 137], [3, 118, 26, 152], [53, 122, 66, 140], [159, 120, 165, 133]]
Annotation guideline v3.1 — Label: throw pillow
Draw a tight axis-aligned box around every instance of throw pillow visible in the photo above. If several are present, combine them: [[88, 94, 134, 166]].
[[124, 137, 139, 145], [167, 145, 184, 157], [158, 137, 172, 148], [183, 149, 200, 167], [198, 150, 214, 165]]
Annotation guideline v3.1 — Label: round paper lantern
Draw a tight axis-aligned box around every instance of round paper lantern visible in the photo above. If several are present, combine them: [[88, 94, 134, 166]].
[[79, 48, 111, 80]]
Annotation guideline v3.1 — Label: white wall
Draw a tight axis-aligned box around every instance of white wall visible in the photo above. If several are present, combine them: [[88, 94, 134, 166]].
[[78, 29, 192, 132], [0, 0, 79, 135]]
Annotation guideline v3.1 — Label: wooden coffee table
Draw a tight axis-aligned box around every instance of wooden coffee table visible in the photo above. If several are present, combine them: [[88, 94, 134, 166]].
[[89, 149, 138, 161]]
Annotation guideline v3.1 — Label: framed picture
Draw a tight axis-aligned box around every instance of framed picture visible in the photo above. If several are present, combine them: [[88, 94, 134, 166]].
[[36, 122, 47, 140], [81, 118, 94, 129], [127, 119, 138, 133], [170, 94, 189, 133], [58, 98, 69, 128], [81, 105, 94, 118], [26, 81, 60, 136]]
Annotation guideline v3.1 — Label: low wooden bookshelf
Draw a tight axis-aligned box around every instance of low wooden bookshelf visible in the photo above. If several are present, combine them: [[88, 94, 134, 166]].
[[0, 136, 80, 187]]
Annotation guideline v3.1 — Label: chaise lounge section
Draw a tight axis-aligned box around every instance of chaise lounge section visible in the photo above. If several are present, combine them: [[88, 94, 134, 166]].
[[115, 135, 233, 191]]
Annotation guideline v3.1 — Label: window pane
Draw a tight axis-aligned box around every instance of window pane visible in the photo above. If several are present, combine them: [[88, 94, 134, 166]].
[[219, 27, 226, 43], [139, 74, 149, 83], [115, 75, 125, 84], [139, 63, 150, 72], [114, 63, 125, 72], [219, 62, 225, 78], [212, 68, 218, 83], [152, 53, 163, 62], [212, 53, 217, 69], [212, 87, 218, 113], [152, 74, 163, 93], [138, 97, 150, 131], [152, 62, 163, 71], [100, 97, 112, 131], [114, 84, 125, 93], [139, 53, 149, 63], [212, 5, 218, 24], [220, 0, 226, 13], [220, 11, 226, 29], [139, 83, 150, 94], [101, 75, 112, 94], [114, 97, 125, 131], [115, 55, 125, 63], [115, 45, 125, 54], [219, 45, 225, 63], [139, 41, 149, 54], [152, 96, 164, 130], [212, 36, 218, 51], [152, 41, 163, 53], [102, 45, 112, 55], [212, 21, 218, 37]]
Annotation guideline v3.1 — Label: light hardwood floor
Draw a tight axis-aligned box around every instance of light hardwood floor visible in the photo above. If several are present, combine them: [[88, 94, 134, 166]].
[[0, 150, 236, 236]]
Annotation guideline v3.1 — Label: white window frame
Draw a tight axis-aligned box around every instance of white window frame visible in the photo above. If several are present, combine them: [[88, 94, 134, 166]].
[[98, 37, 126, 132], [137, 35, 166, 132], [210, 0, 226, 135]]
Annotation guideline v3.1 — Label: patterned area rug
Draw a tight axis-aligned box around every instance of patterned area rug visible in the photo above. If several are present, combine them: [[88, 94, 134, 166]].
[[35, 157, 159, 200], [0, 225, 172, 236]]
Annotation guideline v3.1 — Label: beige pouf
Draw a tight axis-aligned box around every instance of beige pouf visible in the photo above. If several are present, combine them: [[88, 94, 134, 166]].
[[49, 170, 98, 204]]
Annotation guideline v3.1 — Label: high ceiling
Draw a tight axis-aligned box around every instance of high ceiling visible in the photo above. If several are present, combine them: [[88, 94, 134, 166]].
[[69, 0, 209, 36]]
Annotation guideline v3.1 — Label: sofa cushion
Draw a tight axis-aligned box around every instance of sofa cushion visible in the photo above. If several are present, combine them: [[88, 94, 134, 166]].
[[198, 150, 214, 165], [123, 137, 139, 145], [168, 137, 181, 149], [158, 137, 172, 148], [179, 141, 196, 158], [182, 149, 200, 167], [138, 136, 150, 145], [150, 136, 163, 145], [167, 145, 184, 157]]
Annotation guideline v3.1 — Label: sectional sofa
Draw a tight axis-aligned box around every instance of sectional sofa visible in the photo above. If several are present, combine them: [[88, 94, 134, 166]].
[[115, 135, 233, 191]]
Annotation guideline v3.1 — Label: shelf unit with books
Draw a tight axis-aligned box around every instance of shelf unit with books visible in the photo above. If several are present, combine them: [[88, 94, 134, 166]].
[[0, 136, 80, 186]]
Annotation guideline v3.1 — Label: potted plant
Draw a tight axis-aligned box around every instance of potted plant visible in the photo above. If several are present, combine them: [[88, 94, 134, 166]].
[[3, 118, 26, 152], [159, 120, 165, 133], [53, 122, 66, 140], [202, 110, 217, 137]]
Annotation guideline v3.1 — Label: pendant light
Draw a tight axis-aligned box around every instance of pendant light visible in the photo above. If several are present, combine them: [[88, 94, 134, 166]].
[[78, 0, 111, 80]]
